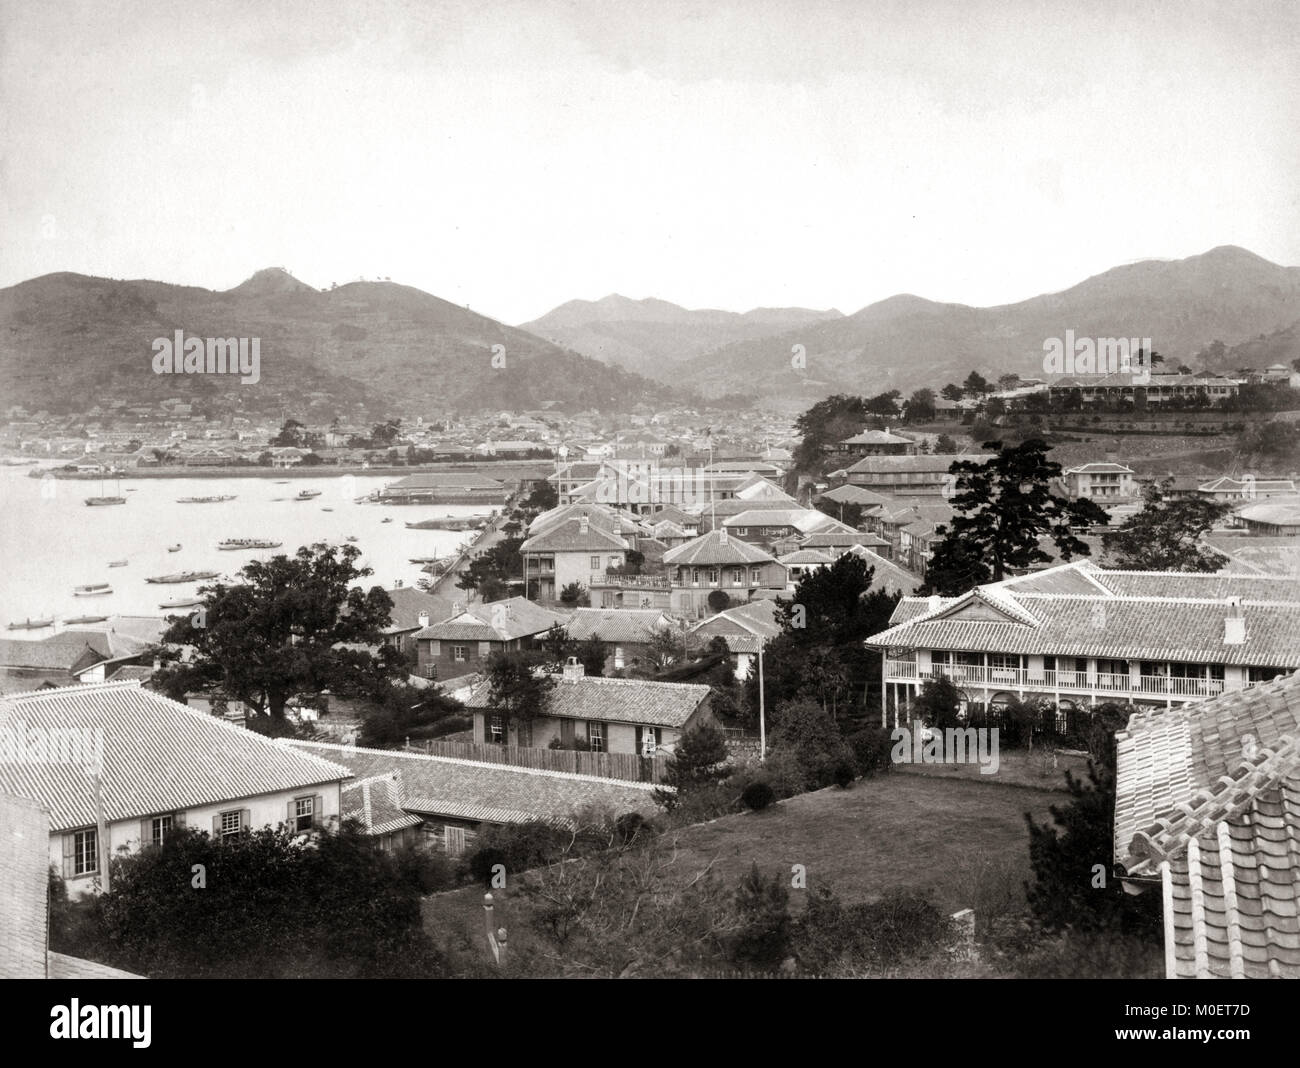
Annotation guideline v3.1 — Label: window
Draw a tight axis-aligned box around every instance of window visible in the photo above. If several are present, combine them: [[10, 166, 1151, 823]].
[[444, 826, 466, 857], [294, 797, 314, 832], [734, 527, 747, 536], [489, 714, 505, 743], [591, 556, 601, 569], [73, 829, 98, 876], [750, 567, 761, 584], [588, 721, 605, 753], [478, 641, 492, 658], [642, 726, 659, 755], [220, 810, 242, 841], [452, 645, 468, 662], [609, 556, 619, 569], [151, 815, 173, 847], [429, 640, 441, 656], [707, 569, 719, 585], [614, 645, 625, 669]]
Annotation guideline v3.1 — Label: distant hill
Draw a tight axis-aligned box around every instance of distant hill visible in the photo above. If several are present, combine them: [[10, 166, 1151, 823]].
[[669, 246, 1300, 401], [520, 294, 842, 379], [0, 270, 681, 418]]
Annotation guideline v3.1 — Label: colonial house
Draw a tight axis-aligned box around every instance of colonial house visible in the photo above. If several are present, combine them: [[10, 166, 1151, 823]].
[[687, 597, 783, 681], [845, 454, 986, 497], [778, 548, 837, 584], [721, 507, 848, 547], [562, 607, 677, 674], [413, 597, 570, 681], [0, 681, 350, 898], [548, 461, 606, 505], [1063, 462, 1137, 500], [788, 530, 893, 557], [815, 483, 893, 520], [0, 628, 156, 695], [1047, 371, 1238, 408], [1233, 497, 1300, 536], [377, 586, 456, 660], [865, 560, 1300, 726], [288, 740, 659, 857], [834, 428, 918, 458], [1197, 476, 1297, 503], [378, 471, 509, 504], [842, 545, 922, 595], [1113, 669, 1300, 977], [466, 660, 714, 755], [868, 501, 955, 561], [520, 514, 631, 601], [662, 530, 789, 619]]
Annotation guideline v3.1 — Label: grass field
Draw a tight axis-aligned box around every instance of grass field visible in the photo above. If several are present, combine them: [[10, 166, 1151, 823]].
[[423, 772, 1066, 970]]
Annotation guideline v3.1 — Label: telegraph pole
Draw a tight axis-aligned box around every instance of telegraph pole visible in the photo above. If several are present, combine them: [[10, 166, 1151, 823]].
[[758, 643, 767, 761]]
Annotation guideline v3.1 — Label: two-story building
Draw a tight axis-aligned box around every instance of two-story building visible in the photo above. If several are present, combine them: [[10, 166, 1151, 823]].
[[1063, 462, 1137, 500], [413, 597, 571, 681], [661, 529, 788, 619], [520, 514, 632, 601], [845, 454, 986, 497], [562, 607, 677, 674], [834, 428, 918, 458], [0, 681, 351, 898], [865, 560, 1300, 725]]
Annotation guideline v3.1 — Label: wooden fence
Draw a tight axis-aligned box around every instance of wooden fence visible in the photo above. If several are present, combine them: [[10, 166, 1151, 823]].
[[408, 738, 669, 784]]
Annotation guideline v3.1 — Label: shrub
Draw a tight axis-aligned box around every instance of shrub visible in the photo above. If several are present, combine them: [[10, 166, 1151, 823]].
[[833, 761, 856, 789], [466, 819, 571, 885], [391, 843, 454, 893], [847, 727, 894, 777], [730, 864, 792, 969], [741, 779, 776, 811]]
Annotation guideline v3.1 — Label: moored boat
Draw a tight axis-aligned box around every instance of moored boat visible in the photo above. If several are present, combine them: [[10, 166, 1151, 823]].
[[217, 538, 282, 550], [85, 496, 126, 506], [73, 583, 112, 596], [65, 614, 109, 625], [144, 570, 220, 584], [108, 559, 129, 567], [296, 489, 322, 500], [177, 495, 237, 503], [159, 597, 204, 609], [167, 544, 182, 552], [7, 617, 53, 630]]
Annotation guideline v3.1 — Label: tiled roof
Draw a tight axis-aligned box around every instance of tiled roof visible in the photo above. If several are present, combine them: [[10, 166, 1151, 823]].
[[528, 501, 622, 536], [414, 597, 571, 643], [1204, 536, 1300, 577], [840, 430, 915, 445], [1115, 671, 1300, 978], [816, 485, 893, 508], [342, 773, 423, 836], [520, 518, 630, 553], [846, 453, 986, 475], [779, 549, 837, 566], [866, 561, 1300, 665], [386, 472, 505, 490], [0, 682, 352, 832], [564, 608, 671, 644], [1065, 462, 1135, 474], [1236, 498, 1300, 526], [0, 638, 103, 671], [844, 547, 922, 594], [0, 795, 48, 978], [689, 597, 782, 652], [467, 673, 711, 728], [663, 531, 776, 567], [799, 531, 890, 549], [381, 586, 454, 632], [288, 742, 659, 827]]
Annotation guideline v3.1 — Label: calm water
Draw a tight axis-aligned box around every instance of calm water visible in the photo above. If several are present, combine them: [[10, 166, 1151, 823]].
[[0, 467, 491, 631]]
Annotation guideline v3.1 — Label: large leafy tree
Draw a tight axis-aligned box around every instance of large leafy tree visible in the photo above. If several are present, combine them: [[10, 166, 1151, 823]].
[[1102, 478, 1231, 571], [793, 393, 868, 471], [484, 649, 555, 730], [921, 439, 1108, 595], [157, 543, 399, 719]]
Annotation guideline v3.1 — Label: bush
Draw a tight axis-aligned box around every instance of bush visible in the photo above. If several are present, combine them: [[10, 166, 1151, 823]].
[[833, 761, 856, 789], [466, 819, 571, 885], [847, 727, 894, 777], [795, 885, 953, 972], [741, 780, 776, 811], [391, 842, 454, 893]]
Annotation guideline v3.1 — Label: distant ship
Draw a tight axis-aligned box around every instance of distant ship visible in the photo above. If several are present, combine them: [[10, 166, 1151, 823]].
[[73, 583, 113, 597], [167, 544, 182, 552], [85, 496, 126, 506], [217, 538, 282, 550], [346, 535, 359, 542], [7, 618, 53, 630], [65, 614, 109, 625], [145, 570, 220, 584], [177, 495, 237, 503], [381, 517, 393, 523], [405, 516, 483, 530], [108, 559, 129, 567], [296, 489, 322, 500]]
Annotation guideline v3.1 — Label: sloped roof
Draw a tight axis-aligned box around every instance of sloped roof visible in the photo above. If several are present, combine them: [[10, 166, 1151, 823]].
[[840, 430, 915, 445], [1237, 498, 1300, 527], [689, 598, 782, 653], [800, 531, 890, 549], [289, 741, 658, 827], [663, 531, 777, 567], [386, 472, 505, 490], [847, 453, 985, 475], [468, 673, 710, 728], [0, 682, 352, 832], [844, 546, 922, 595], [564, 608, 671, 644], [342, 773, 423, 836], [520, 517, 630, 553], [0, 638, 103, 672], [816, 484, 893, 508], [414, 597, 570, 643], [1115, 671, 1300, 978]]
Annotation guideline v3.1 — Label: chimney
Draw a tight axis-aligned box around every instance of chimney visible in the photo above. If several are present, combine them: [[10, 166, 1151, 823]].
[[452, 601, 462, 616], [563, 656, 585, 681], [1224, 600, 1246, 645], [927, 594, 941, 613], [417, 612, 429, 628], [719, 528, 728, 545]]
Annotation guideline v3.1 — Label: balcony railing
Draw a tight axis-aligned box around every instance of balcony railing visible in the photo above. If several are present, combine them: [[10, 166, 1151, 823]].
[[883, 660, 1228, 698], [593, 573, 671, 588]]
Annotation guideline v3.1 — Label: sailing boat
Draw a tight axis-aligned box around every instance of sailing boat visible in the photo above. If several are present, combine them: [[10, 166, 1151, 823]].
[[85, 471, 126, 506]]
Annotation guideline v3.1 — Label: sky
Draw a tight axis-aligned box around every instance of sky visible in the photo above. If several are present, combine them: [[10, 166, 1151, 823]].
[[1, 0, 1297, 324]]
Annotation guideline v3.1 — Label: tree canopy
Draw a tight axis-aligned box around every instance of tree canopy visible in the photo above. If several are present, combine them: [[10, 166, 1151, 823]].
[[1102, 477, 1231, 571]]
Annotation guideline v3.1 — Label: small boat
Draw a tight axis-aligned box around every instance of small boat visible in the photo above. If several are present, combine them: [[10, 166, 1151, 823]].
[[167, 544, 182, 552], [85, 496, 126, 506], [7, 617, 53, 630], [65, 614, 109, 625], [381, 517, 393, 523], [177, 494, 237, 503], [159, 597, 204, 609], [346, 535, 359, 543], [217, 539, 282, 550], [74, 583, 112, 597], [296, 489, 322, 500], [145, 570, 220, 584], [409, 557, 440, 564], [322, 507, 333, 512], [108, 559, 129, 567], [274, 480, 290, 484]]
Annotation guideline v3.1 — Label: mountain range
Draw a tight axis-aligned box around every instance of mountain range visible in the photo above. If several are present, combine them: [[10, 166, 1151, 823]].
[[2, 246, 1297, 419]]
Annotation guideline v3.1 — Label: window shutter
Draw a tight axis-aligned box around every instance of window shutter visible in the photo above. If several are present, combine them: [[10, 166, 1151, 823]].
[[313, 795, 324, 828], [212, 815, 221, 837], [240, 808, 251, 830], [62, 834, 75, 878], [430, 640, 440, 656], [287, 801, 296, 828], [635, 726, 643, 755], [140, 818, 152, 848]]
